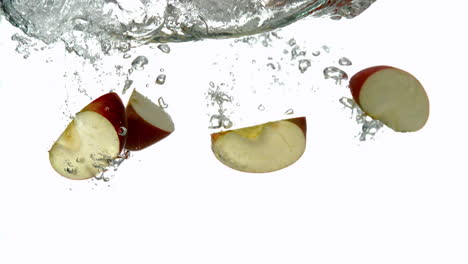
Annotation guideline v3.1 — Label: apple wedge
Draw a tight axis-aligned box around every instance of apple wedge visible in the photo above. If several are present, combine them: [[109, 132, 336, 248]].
[[349, 66, 430, 132], [49, 92, 127, 180], [211, 117, 306, 173], [125, 89, 175, 151]]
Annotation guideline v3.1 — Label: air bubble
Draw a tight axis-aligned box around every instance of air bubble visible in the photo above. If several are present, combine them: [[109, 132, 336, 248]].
[[131, 56, 149, 71], [118, 127, 127, 136], [222, 119, 233, 129], [338, 57, 352, 66], [298, 59, 311, 73], [323, 66, 348, 85], [158, 97, 168, 108], [258, 104, 265, 111], [157, 44, 171, 53], [122, 79, 133, 94], [155, 74, 166, 85]]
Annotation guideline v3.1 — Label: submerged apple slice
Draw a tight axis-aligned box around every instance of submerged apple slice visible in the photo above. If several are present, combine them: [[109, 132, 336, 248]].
[[125, 89, 175, 151], [49, 92, 127, 180], [349, 66, 430, 132], [211, 117, 307, 173]]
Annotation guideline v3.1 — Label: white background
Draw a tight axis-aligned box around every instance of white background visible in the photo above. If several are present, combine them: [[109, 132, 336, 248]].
[[1, 0, 467, 263]]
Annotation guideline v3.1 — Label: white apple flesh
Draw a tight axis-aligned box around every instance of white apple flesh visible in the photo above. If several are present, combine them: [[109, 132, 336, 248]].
[[349, 66, 430, 132], [211, 117, 306, 173], [125, 89, 175, 151], [49, 92, 127, 180]]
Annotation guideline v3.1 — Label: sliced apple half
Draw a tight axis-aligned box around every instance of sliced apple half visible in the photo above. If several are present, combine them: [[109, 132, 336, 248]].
[[49, 92, 127, 180], [211, 117, 307, 173], [125, 89, 175, 151], [349, 66, 430, 132]]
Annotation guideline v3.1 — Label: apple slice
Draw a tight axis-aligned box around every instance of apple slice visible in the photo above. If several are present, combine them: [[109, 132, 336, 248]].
[[49, 92, 127, 180], [349, 66, 430, 132], [211, 117, 306, 173], [125, 89, 175, 151]]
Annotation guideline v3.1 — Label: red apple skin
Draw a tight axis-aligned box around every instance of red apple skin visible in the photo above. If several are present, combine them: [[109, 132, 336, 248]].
[[124, 104, 172, 151], [349, 65, 393, 105], [80, 92, 127, 151], [211, 117, 307, 143]]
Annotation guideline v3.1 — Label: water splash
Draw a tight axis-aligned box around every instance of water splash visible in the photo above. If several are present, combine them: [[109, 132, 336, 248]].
[[207, 82, 234, 130], [339, 97, 384, 141], [2, 0, 375, 60]]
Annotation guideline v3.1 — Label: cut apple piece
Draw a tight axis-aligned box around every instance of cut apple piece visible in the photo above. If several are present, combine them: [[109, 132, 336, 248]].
[[349, 66, 430, 132], [49, 92, 127, 180], [211, 117, 306, 173], [125, 89, 175, 151]]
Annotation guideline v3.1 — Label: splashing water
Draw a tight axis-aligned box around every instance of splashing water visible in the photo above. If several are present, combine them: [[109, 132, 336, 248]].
[[207, 82, 234, 130], [1, 0, 375, 60], [339, 97, 384, 141]]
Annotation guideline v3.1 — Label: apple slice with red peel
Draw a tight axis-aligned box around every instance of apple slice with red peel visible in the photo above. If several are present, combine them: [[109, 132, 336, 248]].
[[125, 89, 175, 151], [211, 117, 307, 173], [49, 92, 127, 180], [349, 66, 430, 132]]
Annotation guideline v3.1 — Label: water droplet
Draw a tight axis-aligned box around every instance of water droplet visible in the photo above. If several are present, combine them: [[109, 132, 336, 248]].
[[122, 79, 133, 94], [288, 38, 296, 46], [160, 68, 165, 72], [158, 97, 168, 108], [209, 82, 215, 88], [131, 56, 149, 71], [105, 107, 110, 111], [76, 157, 84, 163], [323, 66, 348, 85], [298, 59, 311, 73], [258, 104, 265, 111], [251, 59, 256, 64], [123, 53, 131, 59], [338, 57, 352, 66], [155, 74, 166, 85], [285, 109, 294, 115], [157, 44, 171, 53], [312, 51, 321, 56], [118, 126, 127, 136]]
